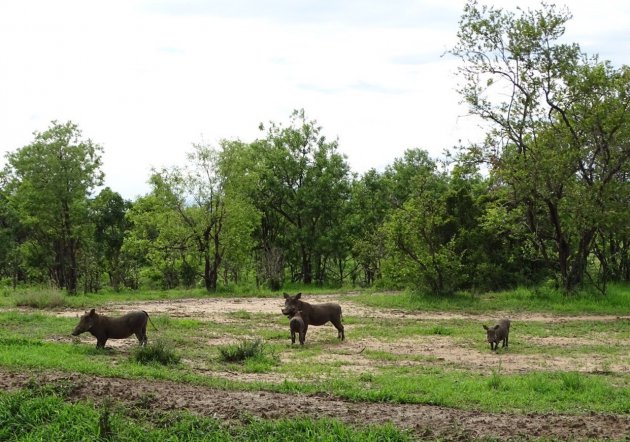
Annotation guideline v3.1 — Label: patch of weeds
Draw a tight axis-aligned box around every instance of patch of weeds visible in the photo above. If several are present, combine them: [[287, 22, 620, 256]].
[[218, 339, 265, 363], [24, 378, 81, 399], [0, 336, 43, 347], [228, 310, 252, 320], [359, 372, 374, 383], [430, 325, 453, 335], [561, 372, 585, 392], [132, 339, 181, 366], [134, 393, 157, 410], [487, 359, 503, 390], [99, 398, 114, 440], [15, 289, 67, 309]]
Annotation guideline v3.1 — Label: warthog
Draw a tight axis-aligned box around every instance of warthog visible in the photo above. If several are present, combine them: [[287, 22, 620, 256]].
[[281, 293, 344, 342], [71, 309, 155, 349], [289, 310, 306, 345], [483, 319, 511, 351]]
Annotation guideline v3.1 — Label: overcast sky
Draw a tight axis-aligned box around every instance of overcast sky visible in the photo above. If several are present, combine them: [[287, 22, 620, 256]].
[[1, 1, 629, 199]]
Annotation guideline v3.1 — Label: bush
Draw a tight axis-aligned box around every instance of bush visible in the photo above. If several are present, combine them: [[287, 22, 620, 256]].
[[132, 340, 180, 366], [15, 289, 67, 309], [218, 339, 265, 363]]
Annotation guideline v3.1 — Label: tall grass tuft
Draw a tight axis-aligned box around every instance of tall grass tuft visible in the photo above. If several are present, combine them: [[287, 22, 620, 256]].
[[15, 289, 67, 309], [487, 359, 503, 390], [218, 339, 265, 363], [561, 372, 585, 392], [132, 339, 181, 366]]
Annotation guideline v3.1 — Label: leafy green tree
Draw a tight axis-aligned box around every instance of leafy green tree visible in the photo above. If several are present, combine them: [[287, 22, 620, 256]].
[[251, 109, 352, 286], [382, 149, 464, 294], [151, 141, 259, 292], [450, 1, 630, 291], [91, 188, 132, 291], [3, 121, 103, 294], [349, 169, 391, 287], [122, 190, 186, 290]]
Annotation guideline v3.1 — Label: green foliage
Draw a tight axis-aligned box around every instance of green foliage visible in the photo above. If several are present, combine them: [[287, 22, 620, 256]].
[[14, 288, 67, 309], [218, 339, 266, 363], [3, 121, 104, 294], [450, 1, 630, 292], [132, 339, 181, 366]]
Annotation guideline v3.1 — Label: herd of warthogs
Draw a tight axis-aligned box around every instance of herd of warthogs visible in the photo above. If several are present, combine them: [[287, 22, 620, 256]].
[[71, 293, 510, 352]]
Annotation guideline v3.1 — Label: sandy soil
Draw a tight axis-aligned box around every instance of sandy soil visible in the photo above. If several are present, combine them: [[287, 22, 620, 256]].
[[4, 294, 630, 440]]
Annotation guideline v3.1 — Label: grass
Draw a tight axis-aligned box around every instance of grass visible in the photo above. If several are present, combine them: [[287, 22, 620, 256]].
[[353, 283, 630, 315], [0, 284, 629, 429], [218, 339, 266, 363], [0, 387, 414, 441], [0, 308, 628, 414], [132, 339, 181, 366]]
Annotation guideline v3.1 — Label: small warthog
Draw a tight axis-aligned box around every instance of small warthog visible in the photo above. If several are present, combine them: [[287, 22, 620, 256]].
[[483, 319, 511, 351], [71, 309, 155, 349], [289, 310, 306, 345], [281, 293, 344, 342]]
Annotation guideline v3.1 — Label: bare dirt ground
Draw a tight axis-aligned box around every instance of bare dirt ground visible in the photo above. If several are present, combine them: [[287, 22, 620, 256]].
[[1, 368, 628, 441], [56, 294, 630, 375], [5, 294, 630, 440]]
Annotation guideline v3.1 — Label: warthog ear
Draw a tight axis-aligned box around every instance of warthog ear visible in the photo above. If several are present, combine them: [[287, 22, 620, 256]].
[[493, 324, 500, 330], [283, 293, 289, 299], [89, 308, 96, 316], [482, 325, 489, 331], [295, 293, 302, 299]]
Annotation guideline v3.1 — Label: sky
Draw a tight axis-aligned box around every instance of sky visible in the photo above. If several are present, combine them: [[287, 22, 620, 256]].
[[1, 0, 629, 199]]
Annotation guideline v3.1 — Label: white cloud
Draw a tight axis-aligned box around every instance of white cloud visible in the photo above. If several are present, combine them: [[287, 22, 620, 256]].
[[1, 0, 628, 198]]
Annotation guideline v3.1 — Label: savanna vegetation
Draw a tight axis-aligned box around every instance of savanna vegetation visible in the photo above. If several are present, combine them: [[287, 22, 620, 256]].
[[1, 2, 630, 440]]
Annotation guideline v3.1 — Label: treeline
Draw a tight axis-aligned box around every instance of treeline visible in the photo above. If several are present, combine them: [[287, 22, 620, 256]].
[[1, 2, 629, 295]]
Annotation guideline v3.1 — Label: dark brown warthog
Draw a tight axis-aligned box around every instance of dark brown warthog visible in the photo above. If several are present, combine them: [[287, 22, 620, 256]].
[[71, 309, 154, 348], [483, 319, 510, 351], [289, 310, 306, 345], [281, 293, 344, 342]]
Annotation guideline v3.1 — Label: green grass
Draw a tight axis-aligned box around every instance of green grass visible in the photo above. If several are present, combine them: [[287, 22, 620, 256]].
[[0, 387, 413, 441], [1, 285, 630, 422], [132, 339, 181, 366], [353, 283, 630, 315]]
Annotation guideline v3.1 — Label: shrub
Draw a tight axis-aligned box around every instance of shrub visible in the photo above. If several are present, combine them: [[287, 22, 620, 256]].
[[218, 339, 265, 363], [14, 290, 67, 309], [132, 339, 180, 366]]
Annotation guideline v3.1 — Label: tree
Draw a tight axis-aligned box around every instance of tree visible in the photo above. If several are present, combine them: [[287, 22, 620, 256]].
[[450, 1, 630, 291], [252, 109, 353, 286], [151, 141, 258, 292], [91, 188, 132, 291], [4, 121, 104, 293], [382, 149, 464, 294]]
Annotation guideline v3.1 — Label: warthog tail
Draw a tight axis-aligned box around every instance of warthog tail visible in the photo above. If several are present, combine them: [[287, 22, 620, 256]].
[[143, 311, 159, 331]]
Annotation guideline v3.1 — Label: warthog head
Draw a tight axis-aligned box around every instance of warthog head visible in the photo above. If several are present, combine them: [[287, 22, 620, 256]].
[[483, 324, 501, 344], [281, 292, 302, 317], [72, 309, 97, 336]]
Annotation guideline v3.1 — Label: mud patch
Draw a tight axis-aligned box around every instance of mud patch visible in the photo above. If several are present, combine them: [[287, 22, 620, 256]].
[[1, 368, 628, 441]]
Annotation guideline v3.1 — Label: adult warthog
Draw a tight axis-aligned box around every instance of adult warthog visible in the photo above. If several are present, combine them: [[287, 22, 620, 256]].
[[72, 309, 155, 349], [281, 293, 344, 343]]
